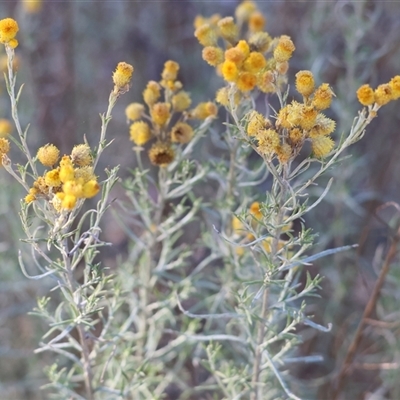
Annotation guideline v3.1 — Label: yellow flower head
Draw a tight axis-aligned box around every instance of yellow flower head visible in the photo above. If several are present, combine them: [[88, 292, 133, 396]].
[[248, 32, 271, 53], [71, 144, 92, 167], [112, 62, 134, 90], [274, 35, 295, 63], [148, 142, 175, 167], [82, 180, 100, 198], [236, 40, 250, 58], [311, 135, 334, 158], [312, 83, 333, 110], [143, 81, 161, 106], [0, 119, 12, 137], [45, 169, 61, 187], [257, 128, 280, 156], [295, 70, 315, 97], [257, 70, 275, 93], [225, 47, 246, 66], [298, 106, 318, 130], [194, 24, 217, 47], [308, 114, 336, 138], [37, 144, 60, 167], [161, 60, 180, 81], [249, 11, 266, 33], [356, 84, 375, 106], [25, 193, 36, 204], [129, 121, 152, 146], [125, 103, 145, 121], [276, 104, 295, 129], [374, 84, 393, 106], [247, 111, 267, 136], [63, 180, 84, 198], [217, 17, 239, 44], [237, 72, 257, 92], [171, 91, 192, 112], [235, 1, 257, 23], [221, 60, 239, 82], [170, 122, 194, 144], [389, 75, 400, 100], [202, 46, 224, 67], [0, 18, 19, 43], [151, 102, 171, 126], [74, 166, 95, 183], [243, 52, 267, 73], [59, 156, 75, 183], [190, 102, 218, 120]]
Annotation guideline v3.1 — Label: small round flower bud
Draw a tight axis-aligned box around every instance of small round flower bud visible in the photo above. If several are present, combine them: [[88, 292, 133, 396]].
[[374, 84, 392, 106], [83, 180, 100, 198], [243, 52, 267, 73], [311, 135, 334, 158], [249, 201, 262, 219], [148, 142, 175, 167], [237, 72, 257, 92], [189, 102, 218, 120], [295, 70, 315, 97], [218, 17, 239, 44], [257, 128, 280, 156], [299, 106, 318, 130], [113, 62, 134, 90], [171, 91, 192, 112], [45, 169, 61, 187], [125, 103, 145, 121], [247, 111, 265, 136], [71, 144, 92, 167], [276, 142, 292, 164], [151, 102, 171, 126], [0, 18, 19, 43], [202, 46, 224, 67], [37, 144, 60, 167], [221, 60, 239, 82], [170, 122, 194, 144], [274, 35, 295, 63], [356, 84, 375, 106], [389, 76, 400, 100], [249, 11, 266, 33], [312, 83, 333, 110], [143, 81, 161, 106], [162, 60, 180, 81], [194, 24, 217, 47], [129, 121, 152, 146]]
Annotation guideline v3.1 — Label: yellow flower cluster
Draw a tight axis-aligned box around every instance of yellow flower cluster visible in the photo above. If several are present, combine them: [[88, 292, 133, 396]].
[[194, 1, 295, 96], [357, 76, 400, 107], [0, 18, 19, 49], [232, 201, 291, 256], [126, 60, 217, 167], [245, 70, 336, 161], [25, 143, 99, 211]]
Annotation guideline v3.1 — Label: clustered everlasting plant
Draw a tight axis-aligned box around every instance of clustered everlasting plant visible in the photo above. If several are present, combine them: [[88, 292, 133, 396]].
[[1, 1, 400, 399]]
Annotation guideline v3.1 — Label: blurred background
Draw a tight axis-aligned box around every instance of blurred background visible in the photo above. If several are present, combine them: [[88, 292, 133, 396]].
[[1, 0, 400, 399]]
